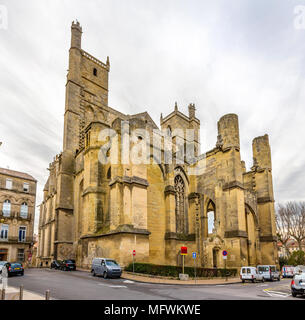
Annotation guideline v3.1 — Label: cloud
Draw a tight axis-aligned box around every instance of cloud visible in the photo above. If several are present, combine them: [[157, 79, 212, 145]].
[[0, 0, 305, 232]]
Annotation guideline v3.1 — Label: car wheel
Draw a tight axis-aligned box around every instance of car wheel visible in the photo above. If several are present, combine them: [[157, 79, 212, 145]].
[[242, 280, 245, 283], [103, 272, 108, 279], [292, 291, 297, 297], [92, 270, 96, 277], [262, 278, 265, 283]]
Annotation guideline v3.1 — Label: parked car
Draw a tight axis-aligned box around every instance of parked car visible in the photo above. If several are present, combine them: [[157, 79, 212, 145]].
[[91, 258, 122, 279], [0, 261, 8, 274], [50, 260, 62, 270], [282, 265, 295, 278], [59, 260, 76, 271], [293, 265, 305, 275], [240, 266, 265, 283], [3, 262, 24, 277], [257, 265, 280, 281], [291, 269, 305, 297]]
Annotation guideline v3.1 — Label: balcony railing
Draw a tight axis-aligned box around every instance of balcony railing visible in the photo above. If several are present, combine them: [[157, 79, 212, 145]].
[[0, 236, 34, 244], [0, 211, 32, 221]]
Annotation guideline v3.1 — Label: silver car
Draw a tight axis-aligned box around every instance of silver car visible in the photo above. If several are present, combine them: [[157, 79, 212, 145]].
[[91, 257, 122, 279], [291, 269, 305, 297]]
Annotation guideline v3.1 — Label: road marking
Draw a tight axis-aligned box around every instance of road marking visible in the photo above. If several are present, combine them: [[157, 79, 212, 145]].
[[263, 289, 291, 298], [123, 280, 134, 284], [97, 283, 127, 288]]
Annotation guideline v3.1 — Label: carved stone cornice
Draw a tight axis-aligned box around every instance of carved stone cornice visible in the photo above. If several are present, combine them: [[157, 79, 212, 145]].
[[224, 230, 248, 238]]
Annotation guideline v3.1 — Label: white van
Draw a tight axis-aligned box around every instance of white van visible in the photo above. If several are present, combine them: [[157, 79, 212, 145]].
[[281, 265, 294, 278], [240, 266, 264, 283], [257, 265, 280, 281]]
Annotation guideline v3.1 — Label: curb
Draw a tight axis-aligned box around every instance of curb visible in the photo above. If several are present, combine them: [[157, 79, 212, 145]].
[[121, 273, 241, 286]]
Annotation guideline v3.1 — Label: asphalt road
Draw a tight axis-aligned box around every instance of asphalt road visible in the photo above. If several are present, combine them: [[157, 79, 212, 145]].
[[7, 268, 303, 300]]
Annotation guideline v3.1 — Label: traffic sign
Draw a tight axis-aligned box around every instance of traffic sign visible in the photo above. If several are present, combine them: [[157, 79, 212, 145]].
[[181, 246, 187, 255], [192, 252, 197, 259], [222, 250, 228, 256], [132, 250, 136, 256]]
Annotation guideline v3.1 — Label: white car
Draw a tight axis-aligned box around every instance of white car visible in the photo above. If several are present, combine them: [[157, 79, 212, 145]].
[[293, 265, 305, 275], [291, 269, 305, 297], [240, 267, 265, 283], [0, 261, 7, 274]]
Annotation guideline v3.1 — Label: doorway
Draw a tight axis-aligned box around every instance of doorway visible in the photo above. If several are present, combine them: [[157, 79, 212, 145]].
[[212, 248, 218, 268], [0, 248, 8, 261]]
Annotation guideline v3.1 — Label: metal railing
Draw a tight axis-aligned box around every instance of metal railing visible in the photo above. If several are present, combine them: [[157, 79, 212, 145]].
[[0, 236, 34, 243], [0, 211, 32, 221]]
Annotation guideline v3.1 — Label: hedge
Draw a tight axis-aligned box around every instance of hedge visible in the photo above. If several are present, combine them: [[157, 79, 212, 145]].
[[124, 262, 237, 278]]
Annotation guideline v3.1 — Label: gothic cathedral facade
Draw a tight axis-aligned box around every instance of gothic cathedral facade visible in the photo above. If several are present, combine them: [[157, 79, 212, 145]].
[[37, 22, 278, 270]]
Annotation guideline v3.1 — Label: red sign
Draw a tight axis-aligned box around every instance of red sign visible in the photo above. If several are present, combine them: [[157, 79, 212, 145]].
[[181, 246, 187, 255], [132, 250, 136, 256]]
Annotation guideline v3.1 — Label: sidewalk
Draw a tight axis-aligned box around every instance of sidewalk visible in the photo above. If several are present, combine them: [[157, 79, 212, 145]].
[[121, 272, 241, 285], [0, 287, 45, 300], [77, 267, 240, 285]]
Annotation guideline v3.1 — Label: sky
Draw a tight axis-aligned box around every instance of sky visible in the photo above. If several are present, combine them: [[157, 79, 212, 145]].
[[0, 0, 305, 233]]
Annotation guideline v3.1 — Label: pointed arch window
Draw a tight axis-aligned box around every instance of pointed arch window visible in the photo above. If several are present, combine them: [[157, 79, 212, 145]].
[[175, 175, 186, 233]]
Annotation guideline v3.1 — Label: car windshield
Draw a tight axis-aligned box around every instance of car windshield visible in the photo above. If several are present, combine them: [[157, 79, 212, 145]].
[[106, 260, 118, 267], [0, 261, 6, 266], [65, 260, 74, 264]]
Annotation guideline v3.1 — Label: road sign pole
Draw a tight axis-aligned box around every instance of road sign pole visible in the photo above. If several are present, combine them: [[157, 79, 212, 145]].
[[182, 255, 185, 274], [225, 258, 227, 281], [133, 254, 135, 274], [194, 257, 196, 285]]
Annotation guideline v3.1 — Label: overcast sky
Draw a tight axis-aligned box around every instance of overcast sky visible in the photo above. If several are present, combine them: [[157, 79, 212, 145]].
[[1, 0, 305, 232]]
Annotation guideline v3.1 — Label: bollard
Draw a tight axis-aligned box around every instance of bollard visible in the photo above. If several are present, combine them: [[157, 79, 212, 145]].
[[45, 289, 50, 300], [1, 288, 5, 300], [19, 285, 24, 300]]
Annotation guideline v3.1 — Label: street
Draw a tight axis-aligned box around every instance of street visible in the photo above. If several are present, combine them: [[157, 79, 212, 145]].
[[6, 268, 303, 300]]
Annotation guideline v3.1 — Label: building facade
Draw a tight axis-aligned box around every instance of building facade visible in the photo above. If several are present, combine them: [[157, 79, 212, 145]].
[[278, 239, 305, 258], [0, 168, 37, 263], [37, 22, 278, 269]]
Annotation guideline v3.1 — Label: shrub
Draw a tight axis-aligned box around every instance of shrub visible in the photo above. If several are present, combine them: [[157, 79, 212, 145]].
[[287, 250, 305, 266], [124, 262, 237, 278]]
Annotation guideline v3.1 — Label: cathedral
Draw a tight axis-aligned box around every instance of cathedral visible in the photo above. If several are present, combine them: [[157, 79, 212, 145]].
[[37, 21, 278, 270]]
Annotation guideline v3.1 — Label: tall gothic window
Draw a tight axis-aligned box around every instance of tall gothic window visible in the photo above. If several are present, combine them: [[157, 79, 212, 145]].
[[175, 175, 185, 233]]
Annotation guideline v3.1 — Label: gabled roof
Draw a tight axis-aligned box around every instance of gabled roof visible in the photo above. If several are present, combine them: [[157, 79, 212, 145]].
[[128, 112, 159, 129], [0, 167, 37, 182]]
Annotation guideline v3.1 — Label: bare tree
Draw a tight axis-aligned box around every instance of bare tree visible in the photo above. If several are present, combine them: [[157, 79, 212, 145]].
[[276, 204, 291, 257], [277, 202, 305, 251]]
